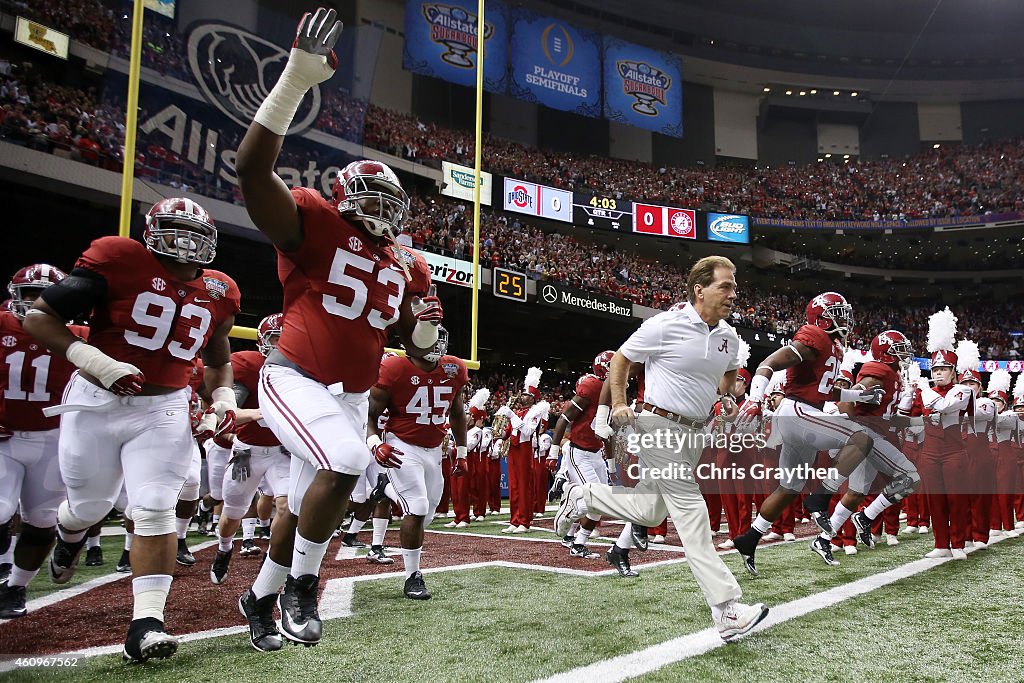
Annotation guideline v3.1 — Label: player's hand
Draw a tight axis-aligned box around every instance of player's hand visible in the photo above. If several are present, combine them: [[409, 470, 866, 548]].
[[452, 457, 468, 477], [109, 368, 146, 396], [610, 403, 635, 430], [411, 295, 444, 324], [372, 441, 403, 468], [194, 410, 218, 441], [719, 395, 739, 421], [545, 457, 559, 473], [548, 444, 560, 460], [0, 424, 12, 441], [213, 432, 235, 450], [289, 7, 342, 85], [734, 399, 761, 430], [214, 409, 237, 439], [855, 386, 885, 406], [230, 450, 252, 482], [594, 421, 614, 440]]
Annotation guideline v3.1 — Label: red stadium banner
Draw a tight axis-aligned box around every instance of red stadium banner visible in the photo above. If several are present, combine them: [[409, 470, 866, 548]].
[[633, 203, 696, 239]]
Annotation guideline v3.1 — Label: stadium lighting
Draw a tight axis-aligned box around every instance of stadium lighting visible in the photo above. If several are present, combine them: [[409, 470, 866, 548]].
[[825, 153, 832, 158], [933, 143, 941, 149], [833, 90, 840, 95], [810, 89, 817, 94], [799, 91, 806, 96], [763, 86, 771, 92], [851, 91, 859, 97], [785, 90, 792, 95]]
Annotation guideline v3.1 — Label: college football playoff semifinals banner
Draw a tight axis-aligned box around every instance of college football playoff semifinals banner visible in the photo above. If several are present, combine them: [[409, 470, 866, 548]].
[[602, 36, 682, 137], [403, 0, 509, 93], [508, 9, 601, 118]]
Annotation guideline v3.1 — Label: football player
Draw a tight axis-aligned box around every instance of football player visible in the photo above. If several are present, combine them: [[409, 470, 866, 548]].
[[0, 265, 82, 619], [24, 197, 239, 662], [234, 6, 440, 646], [366, 327, 469, 599]]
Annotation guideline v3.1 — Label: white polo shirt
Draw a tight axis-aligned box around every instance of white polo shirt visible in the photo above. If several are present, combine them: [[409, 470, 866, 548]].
[[620, 303, 740, 419]]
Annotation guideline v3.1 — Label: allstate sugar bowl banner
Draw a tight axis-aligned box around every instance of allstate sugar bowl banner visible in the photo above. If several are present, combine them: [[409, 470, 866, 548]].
[[603, 36, 683, 137], [403, 0, 509, 93], [508, 9, 601, 118]]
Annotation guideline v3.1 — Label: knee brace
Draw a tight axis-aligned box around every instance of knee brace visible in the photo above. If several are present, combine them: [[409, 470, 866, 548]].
[[131, 507, 177, 537], [883, 471, 921, 502], [17, 523, 56, 547], [58, 500, 102, 533], [178, 480, 201, 502]]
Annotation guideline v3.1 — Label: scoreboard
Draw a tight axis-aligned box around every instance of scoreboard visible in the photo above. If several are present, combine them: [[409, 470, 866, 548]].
[[572, 193, 633, 231]]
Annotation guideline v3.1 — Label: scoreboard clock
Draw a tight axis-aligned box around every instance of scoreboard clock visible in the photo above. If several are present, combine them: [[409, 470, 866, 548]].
[[492, 268, 528, 303], [572, 193, 633, 231]]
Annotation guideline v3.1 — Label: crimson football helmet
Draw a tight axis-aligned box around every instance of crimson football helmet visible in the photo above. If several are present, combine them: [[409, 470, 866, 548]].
[[144, 197, 217, 265], [257, 313, 284, 357], [806, 292, 853, 339], [871, 330, 913, 366], [7, 264, 67, 319], [592, 350, 614, 379], [332, 160, 410, 238], [423, 325, 449, 364]]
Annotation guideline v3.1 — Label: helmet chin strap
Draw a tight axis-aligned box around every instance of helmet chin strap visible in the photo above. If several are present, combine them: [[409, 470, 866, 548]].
[[379, 222, 412, 282]]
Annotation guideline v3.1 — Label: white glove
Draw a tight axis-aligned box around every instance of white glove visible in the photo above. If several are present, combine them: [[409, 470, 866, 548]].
[[897, 387, 915, 413], [840, 386, 884, 405], [594, 421, 615, 440], [496, 405, 514, 419]]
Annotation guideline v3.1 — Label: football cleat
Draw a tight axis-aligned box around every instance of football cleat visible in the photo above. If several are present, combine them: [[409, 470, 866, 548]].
[[341, 533, 366, 548], [606, 546, 639, 577], [630, 525, 649, 551], [0, 581, 28, 618], [366, 546, 394, 565], [548, 472, 568, 502], [732, 532, 760, 578], [85, 545, 104, 567], [238, 589, 283, 652], [176, 539, 196, 567], [810, 536, 841, 566], [569, 543, 600, 559], [49, 536, 87, 584], [210, 548, 232, 585], [0, 563, 10, 584], [560, 534, 574, 549], [278, 574, 322, 645], [809, 511, 835, 538], [715, 602, 769, 642], [256, 525, 271, 540], [240, 539, 262, 557], [553, 484, 585, 537], [122, 617, 178, 663], [403, 571, 431, 600], [851, 511, 875, 549], [116, 549, 132, 574]]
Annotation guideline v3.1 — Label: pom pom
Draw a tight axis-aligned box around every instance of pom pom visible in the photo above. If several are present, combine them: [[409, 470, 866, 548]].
[[524, 367, 542, 391], [737, 338, 751, 370], [954, 340, 980, 374], [1013, 373, 1024, 400], [988, 369, 1011, 395], [926, 307, 957, 353], [468, 388, 490, 411]]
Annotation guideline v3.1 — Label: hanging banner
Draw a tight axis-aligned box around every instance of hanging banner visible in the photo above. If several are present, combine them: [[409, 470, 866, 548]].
[[603, 36, 683, 137], [441, 161, 492, 205]]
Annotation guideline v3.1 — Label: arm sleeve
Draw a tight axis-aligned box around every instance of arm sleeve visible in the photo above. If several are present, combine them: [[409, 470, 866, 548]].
[[928, 386, 971, 413], [38, 268, 107, 321]]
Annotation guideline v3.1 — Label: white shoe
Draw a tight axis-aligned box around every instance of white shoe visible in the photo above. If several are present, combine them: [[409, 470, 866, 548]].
[[512, 525, 529, 534], [447, 512, 455, 518], [989, 529, 1002, 538], [886, 534, 899, 546], [715, 601, 769, 642], [829, 543, 839, 552], [762, 532, 782, 542], [553, 484, 585, 537], [444, 521, 457, 528], [951, 548, 968, 560], [918, 526, 930, 534], [455, 521, 470, 528], [534, 512, 545, 519], [474, 516, 485, 522], [1015, 521, 1024, 530], [844, 545, 858, 555], [501, 525, 516, 534], [1004, 529, 1020, 538], [717, 539, 735, 550], [651, 535, 666, 544], [871, 534, 882, 545], [964, 541, 974, 548], [972, 540, 986, 549], [902, 526, 918, 534], [800, 517, 811, 524], [783, 533, 796, 542], [589, 529, 601, 539], [925, 548, 952, 558]]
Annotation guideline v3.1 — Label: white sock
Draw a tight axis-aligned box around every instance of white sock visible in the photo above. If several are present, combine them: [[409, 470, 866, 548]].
[[175, 516, 189, 540], [132, 574, 172, 622], [372, 517, 389, 547], [218, 536, 234, 552], [259, 518, 271, 528], [616, 523, 634, 550], [574, 527, 593, 546], [348, 518, 366, 535], [829, 502, 856, 535], [58, 527, 87, 544], [212, 515, 220, 527], [290, 533, 330, 578], [711, 599, 734, 621], [251, 555, 289, 600], [124, 533, 133, 552], [402, 547, 421, 578], [8, 565, 39, 588], [865, 494, 894, 520], [751, 515, 772, 535], [568, 522, 581, 538], [87, 535, 101, 549], [242, 518, 257, 541], [0, 542, 12, 566]]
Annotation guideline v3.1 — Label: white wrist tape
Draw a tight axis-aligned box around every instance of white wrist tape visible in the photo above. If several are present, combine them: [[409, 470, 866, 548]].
[[839, 388, 862, 403], [748, 374, 771, 403], [595, 403, 610, 426], [211, 386, 238, 416], [366, 434, 383, 451], [411, 320, 439, 348], [65, 341, 138, 389], [549, 444, 560, 459], [253, 50, 323, 135], [456, 446, 467, 459]]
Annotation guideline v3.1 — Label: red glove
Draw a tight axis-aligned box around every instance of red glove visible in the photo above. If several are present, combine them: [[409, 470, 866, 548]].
[[109, 371, 146, 396], [545, 458, 559, 473], [0, 424, 12, 441], [371, 439, 403, 468], [452, 458, 468, 477], [213, 432, 235, 450], [413, 295, 444, 324], [215, 410, 237, 438]]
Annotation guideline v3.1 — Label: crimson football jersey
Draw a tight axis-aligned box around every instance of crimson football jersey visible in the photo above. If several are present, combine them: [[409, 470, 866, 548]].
[[0, 311, 87, 431], [275, 188, 432, 392], [569, 373, 604, 451], [75, 237, 240, 389], [231, 350, 279, 447], [786, 325, 845, 406], [855, 361, 901, 420], [377, 354, 468, 448]]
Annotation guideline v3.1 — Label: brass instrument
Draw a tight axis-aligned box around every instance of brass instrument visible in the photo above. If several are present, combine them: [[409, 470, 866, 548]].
[[491, 392, 522, 458]]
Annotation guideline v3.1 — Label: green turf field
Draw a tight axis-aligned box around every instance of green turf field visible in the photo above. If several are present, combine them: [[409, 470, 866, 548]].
[[7, 529, 1022, 683]]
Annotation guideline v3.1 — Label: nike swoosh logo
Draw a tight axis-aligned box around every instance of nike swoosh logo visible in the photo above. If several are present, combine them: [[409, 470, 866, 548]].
[[296, 550, 306, 555], [194, 298, 211, 303], [439, 379, 451, 384]]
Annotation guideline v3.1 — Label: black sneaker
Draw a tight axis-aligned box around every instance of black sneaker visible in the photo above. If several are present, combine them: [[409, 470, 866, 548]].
[[732, 531, 760, 578], [368, 473, 390, 505], [569, 543, 600, 559], [810, 536, 841, 566], [238, 589, 283, 652], [210, 548, 233, 585], [240, 539, 262, 557], [366, 546, 394, 565], [560, 534, 574, 549], [176, 539, 196, 567], [278, 574, 322, 645], [256, 525, 271, 540], [851, 511, 876, 549], [631, 525, 650, 551], [0, 581, 27, 618], [342, 533, 366, 548], [808, 511, 834, 538], [122, 617, 178, 663], [85, 545, 104, 567], [548, 472, 568, 502], [606, 546, 639, 577], [116, 549, 132, 573], [403, 571, 431, 600], [0, 562, 11, 584], [49, 536, 87, 584]]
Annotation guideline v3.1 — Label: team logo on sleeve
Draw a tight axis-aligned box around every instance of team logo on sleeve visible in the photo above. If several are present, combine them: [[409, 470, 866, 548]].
[[203, 277, 229, 301], [442, 362, 459, 378], [410, 376, 421, 386], [2, 336, 16, 348], [151, 277, 166, 292]]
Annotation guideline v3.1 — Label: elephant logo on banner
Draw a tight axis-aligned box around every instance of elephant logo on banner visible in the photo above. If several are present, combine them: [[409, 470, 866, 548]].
[[188, 23, 323, 135]]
